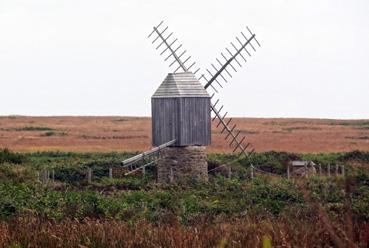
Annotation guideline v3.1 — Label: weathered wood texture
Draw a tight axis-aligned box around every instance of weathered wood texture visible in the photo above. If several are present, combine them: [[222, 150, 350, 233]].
[[152, 72, 211, 147], [152, 97, 211, 146]]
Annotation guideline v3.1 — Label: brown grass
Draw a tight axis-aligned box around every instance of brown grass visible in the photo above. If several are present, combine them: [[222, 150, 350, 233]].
[[1, 215, 368, 248], [0, 116, 368, 153]]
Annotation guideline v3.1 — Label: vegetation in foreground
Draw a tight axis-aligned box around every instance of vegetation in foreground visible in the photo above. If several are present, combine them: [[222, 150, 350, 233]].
[[0, 149, 368, 247]]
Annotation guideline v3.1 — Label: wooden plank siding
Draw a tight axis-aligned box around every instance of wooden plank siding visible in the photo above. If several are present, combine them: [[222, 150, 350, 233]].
[[152, 97, 211, 147]]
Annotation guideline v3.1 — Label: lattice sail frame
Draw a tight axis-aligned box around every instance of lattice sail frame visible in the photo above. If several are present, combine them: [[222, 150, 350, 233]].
[[148, 21, 201, 76], [199, 26, 260, 94], [148, 21, 260, 159]]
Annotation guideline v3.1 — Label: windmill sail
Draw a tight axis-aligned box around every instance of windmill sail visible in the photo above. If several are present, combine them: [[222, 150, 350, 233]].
[[195, 27, 260, 158], [121, 139, 176, 171], [148, 21, 201, 75], [200, 27, 260, 94], [210, 96, 255, 158]]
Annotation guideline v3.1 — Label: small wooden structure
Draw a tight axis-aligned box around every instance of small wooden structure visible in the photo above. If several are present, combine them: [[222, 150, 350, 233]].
[[151, 72, 211, 147], [290, 160, 317, 177]]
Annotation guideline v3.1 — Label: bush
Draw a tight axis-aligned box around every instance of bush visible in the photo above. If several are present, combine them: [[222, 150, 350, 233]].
[[0, 149, 25, 164], [339, 150, 369, 163], [249, 177, 303, 215], [54, 167, 87, 183], [15, 126, 54, 131], [42, 131, 55, 136], [0, 200, 17, 218]]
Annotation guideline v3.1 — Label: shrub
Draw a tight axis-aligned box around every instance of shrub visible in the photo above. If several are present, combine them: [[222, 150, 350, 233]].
[[15, 126, 54, 131], [42, 131, 55, 136], [249, 177, 303, 215], [339, 150, 369, 163], [54, 167, 87, 183], [0, 149, 25, 164]]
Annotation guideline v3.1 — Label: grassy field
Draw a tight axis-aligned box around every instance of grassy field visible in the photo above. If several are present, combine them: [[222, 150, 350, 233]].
[[1, 116, 369, 247], [0, 149, 368, 247], [0, 116, 368, 153]]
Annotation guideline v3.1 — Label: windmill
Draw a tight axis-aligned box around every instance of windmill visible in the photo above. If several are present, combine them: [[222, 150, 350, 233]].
[[122, 21, 260, 183]]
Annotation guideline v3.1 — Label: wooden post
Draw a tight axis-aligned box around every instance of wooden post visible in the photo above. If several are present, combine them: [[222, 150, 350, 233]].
[[328, 164, 331, 177], [41, 170, 45, 185], [169, 167, 174, 183], [251, 165, 254, 180], [342, 165, 345, 176], [87, 168, 92, 184], [46, 170, 50, 184], [319, 164, 322, 177], [109, 167, 113, 180], [142, 166, 146, 179], [304, 164, 308, 178], [42, 170, 48, 185], [287, 166, 290, 179], [52, 170, 55, 184], [228, 166, 232, 179], [335, 164, 339, 176]]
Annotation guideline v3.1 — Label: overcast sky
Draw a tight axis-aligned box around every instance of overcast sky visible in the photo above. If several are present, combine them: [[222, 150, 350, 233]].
[[0, 0, 368, 119]]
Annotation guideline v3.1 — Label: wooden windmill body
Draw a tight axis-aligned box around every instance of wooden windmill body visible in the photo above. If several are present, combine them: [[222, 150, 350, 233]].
[[152, 72, 211, 147]]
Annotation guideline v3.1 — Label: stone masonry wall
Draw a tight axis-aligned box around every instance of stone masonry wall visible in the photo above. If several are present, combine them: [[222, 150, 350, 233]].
[[157, 146, 208, 184]]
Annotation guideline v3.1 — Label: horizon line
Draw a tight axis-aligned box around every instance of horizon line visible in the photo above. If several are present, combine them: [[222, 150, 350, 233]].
[[1, 115, 368, 121]]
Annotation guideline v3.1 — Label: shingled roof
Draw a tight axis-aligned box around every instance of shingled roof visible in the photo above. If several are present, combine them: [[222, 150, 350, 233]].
[[152, 72, 210, 98]]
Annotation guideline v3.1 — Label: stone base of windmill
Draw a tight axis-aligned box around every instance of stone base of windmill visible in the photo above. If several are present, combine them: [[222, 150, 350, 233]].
[[157, 146, 208, 184]]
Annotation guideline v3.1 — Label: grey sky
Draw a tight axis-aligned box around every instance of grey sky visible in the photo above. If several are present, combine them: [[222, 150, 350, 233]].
[[0, 0, 368, 119]]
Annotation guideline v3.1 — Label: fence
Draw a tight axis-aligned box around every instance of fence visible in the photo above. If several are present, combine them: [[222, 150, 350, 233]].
[[251, 163, 345, 180], [212, 163, 346, 180], [36, 163, 346, 185], [36, 166, 148, 185], [288, 163, 345, 179]]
